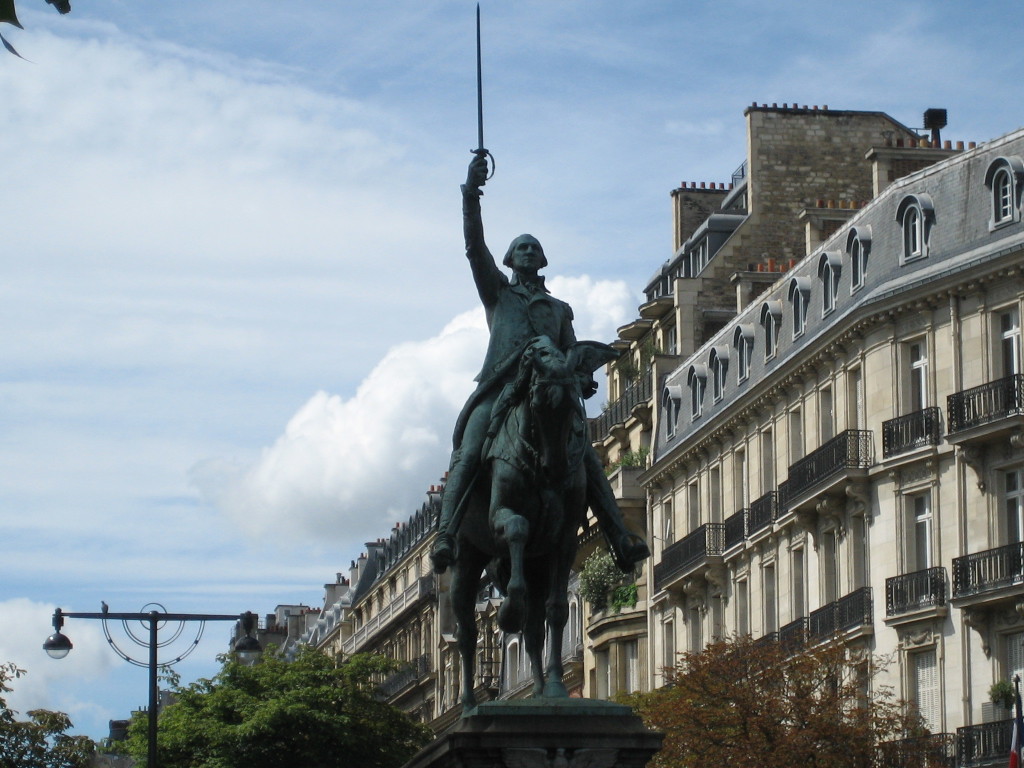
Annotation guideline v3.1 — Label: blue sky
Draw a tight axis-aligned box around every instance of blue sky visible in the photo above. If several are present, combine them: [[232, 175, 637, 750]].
[[0, 0, 1019, 740]]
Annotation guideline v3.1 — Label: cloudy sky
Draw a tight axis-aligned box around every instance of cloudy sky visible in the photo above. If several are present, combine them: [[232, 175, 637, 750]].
[[0, 0, 1019, 739]]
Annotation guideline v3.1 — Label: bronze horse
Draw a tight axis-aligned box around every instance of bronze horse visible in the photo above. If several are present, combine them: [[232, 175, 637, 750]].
[[449, 335, 618, 708]]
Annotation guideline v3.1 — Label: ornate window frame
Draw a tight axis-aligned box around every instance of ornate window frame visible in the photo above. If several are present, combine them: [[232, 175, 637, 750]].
[[788, 276, 811, 338], [896, 193, 935, 264], [760, 300, 783, 361], [846, 225, 871, 292], [733, 324, 755, 382], [709, 345, 730, 403], [984, 156, 1024, 230], [817, 252, 842, 316], [687, 365, 708, 420]]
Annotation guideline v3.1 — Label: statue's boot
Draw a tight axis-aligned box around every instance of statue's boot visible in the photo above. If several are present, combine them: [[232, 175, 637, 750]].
[[430, 451, 475, 573]]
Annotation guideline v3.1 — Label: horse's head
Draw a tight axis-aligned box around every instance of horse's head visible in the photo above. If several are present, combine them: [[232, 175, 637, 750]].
[[519, 335, 620, 421]]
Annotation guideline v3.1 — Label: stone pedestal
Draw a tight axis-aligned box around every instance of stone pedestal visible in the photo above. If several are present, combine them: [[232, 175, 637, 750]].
[[404, 699, 663, 768]]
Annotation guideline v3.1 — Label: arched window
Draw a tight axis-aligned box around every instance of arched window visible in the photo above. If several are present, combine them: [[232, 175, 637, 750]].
[[663, 385, 683, 438], [760, 301, 783, 360], [709, 345, 730, 402], [985, 156, 1024, 229], [817, 252, 842, 315], [733, 324, 755, 382], [845, 226, 871, 291], [896, 194, 935, 263], [687, 365, 708, 419], [788, 277, 811, 338]]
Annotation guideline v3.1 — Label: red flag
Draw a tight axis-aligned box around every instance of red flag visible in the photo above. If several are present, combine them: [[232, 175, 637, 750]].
[[1010, 680, 1023, 768]]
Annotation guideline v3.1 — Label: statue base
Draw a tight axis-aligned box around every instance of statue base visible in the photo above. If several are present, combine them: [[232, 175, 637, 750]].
[[404, 698, 663, 768]]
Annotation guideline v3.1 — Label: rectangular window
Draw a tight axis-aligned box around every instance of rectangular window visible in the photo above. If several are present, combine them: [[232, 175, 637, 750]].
[[663, 620, 675, 672], [822, 530, 840, 604], [666, 325, 678, 357], [765, 314, 779, 360], [688, 607, 703, 654], [761, 429, 775, 494], [908, 340, 929, 412], [792, 548, 807, 619], [819, 386, 834, 442], [848, 366, 865, 429], [734, 449, 748, 509], [688, 481, 700, 533], [789, 408, 804, 464], [710, 466, 722, 524], [999, 308, 1022, 377], [737, 580, 749, 636], [906, 492, 933, 571], [763, 564, 777, 634], [912, 649, 940, 733], [662, 497, 674, 546], [1006, 469, 1024, 545], [1008, 630, 1024, 689], [624, 640, 640, 693]]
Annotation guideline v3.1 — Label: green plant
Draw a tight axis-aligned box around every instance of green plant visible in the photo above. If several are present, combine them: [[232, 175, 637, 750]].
[[606, 447, 650, 475], [611, 582, 639, 611], [990, 679, 1016, 710], [578, 550, 623, 610]]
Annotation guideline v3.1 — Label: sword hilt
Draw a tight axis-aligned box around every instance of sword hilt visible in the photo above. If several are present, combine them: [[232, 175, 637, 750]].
[[471, 147, 495, 181]]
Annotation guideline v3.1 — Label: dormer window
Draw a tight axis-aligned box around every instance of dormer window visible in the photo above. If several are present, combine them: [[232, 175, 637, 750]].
[[709, 346, 730, 402], [733, 324, 754, 382], [985, 156, 1024, 230], [788, 277, 811, 338], [896, 194, 935, 263], [760, 301, 783, 361], [687, 365, 708, 419], [818, 252, 842, 315], [662, 385, 683, 438], [846, 226, 871, 291]]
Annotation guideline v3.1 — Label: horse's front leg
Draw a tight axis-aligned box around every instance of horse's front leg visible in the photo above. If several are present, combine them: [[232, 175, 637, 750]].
[[451, 545, 487, 711], [491, 467, 529, 633], [542, 486, 585, 698]]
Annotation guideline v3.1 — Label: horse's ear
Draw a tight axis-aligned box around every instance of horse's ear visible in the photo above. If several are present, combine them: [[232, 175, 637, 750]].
[[568, 341, 619, 375]]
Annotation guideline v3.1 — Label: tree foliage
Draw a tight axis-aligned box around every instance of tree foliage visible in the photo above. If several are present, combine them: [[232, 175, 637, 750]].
[[0, 662, 97, 768], [621, 636, 938, 768], [125, 648, 432, 768]]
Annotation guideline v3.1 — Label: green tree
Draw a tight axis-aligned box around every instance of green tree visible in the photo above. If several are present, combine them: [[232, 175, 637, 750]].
[[125, 648, 432, 768], [0, 662, 97, 768], [621, 636, 939, 768]]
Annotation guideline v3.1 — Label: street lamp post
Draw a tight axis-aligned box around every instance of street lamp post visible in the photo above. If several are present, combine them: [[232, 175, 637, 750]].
[[43, 604, 261, 768]]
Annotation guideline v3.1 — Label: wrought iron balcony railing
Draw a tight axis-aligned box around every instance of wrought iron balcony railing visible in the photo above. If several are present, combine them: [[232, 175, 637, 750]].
[[947, 374, 1024, 434], [378, 654, 431, 700], [883, 406, 942, 457], [778, 617, 808, 651], [747, 491, 778, 536], [780, 430, 873, 509], [589, 372, 653, 442], [878, 733, 955, 768], [653, 523, 725, 592], [952, 542, 1024, 598], [724, 509, 746, 549], [886, 567, 947, 616], [807, 587, 872, 641], [957, 720, 1013, 768]]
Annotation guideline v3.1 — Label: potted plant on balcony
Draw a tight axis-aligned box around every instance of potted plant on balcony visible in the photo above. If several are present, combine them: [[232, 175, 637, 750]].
[[579, 550, 637, 612], [989, 679, 1016, 711]]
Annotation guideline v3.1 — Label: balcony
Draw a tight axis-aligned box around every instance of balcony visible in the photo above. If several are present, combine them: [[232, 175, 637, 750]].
[[883, 406, 942, 458], [885, 567, 947, 618], [947, 374, 1024, 444], [653, 523, 724, 593], [878, 733, 955, 768], [778, 617, 808, 651], [378, 654, 431, 700], [724, 509, 747, 550], [779, 430, 873, 513], [747, 491, 778, 537], [807, 587, 872, 642], [957, 720, 1012, 768], [341, 574, 435, 656], [952, 542, 1024, 602], [589, 373, 652, 442]]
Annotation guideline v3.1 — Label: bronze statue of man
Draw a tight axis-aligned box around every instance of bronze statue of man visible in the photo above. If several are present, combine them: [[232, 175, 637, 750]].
[[430, 153, 650, 574]]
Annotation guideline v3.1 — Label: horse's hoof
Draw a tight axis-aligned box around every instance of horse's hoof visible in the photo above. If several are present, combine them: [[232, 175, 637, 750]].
[[543, 680, 569, 698], [497, 594, 524, 632]]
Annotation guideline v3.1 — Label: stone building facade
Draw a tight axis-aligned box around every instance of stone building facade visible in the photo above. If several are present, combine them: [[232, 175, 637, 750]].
[[645, 123, 1024, 765]]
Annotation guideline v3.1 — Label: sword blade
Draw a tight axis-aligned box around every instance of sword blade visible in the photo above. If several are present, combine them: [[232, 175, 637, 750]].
[[476, 3, 484, 152]]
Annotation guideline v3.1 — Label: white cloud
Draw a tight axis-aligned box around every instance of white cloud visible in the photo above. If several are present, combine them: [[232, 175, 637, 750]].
[[0, 599, 113, 719], [192, 277, 633, 544]]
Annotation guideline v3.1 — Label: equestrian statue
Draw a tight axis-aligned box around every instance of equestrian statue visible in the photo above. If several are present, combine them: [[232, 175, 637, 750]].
[[430, 153, 650, 709]]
